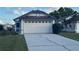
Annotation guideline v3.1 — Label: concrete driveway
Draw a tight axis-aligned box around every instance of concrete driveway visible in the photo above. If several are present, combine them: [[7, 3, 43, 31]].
[[24, 34, 79, 51]]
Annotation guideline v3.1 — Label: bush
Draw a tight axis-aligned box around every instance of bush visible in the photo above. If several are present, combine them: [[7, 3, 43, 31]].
[[0, 25, 4, 31], [53, 23, 63, 34]]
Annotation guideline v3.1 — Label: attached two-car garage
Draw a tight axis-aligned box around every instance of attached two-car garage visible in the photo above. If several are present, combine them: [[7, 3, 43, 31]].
[[23, 23, 53, 34]]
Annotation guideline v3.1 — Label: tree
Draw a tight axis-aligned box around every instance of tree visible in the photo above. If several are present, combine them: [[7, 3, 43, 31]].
[[64, 7, 74, 16], [0, 25, 4, 31], [49, 7, 78, 22], [49, 10, 60, 19], [58, 7, 65, 17]]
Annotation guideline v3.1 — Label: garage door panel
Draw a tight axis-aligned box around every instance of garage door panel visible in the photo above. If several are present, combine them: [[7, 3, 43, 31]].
[[23, 23, 52, 33]]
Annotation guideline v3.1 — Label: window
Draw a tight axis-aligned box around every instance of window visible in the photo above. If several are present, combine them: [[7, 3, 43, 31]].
[[42, 21, 44, 23], [35, 21, 37, 23], [16, 23, 20, 28], [28, 21, 30, 23], [46, 21, 48, 23], [28, 14, 46, 16], [32, 21, 36, 23], [39, 21, 41, 23]]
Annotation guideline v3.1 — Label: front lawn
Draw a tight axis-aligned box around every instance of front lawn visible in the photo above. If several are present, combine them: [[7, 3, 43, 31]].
[[59, 32, 79, 41], [0, 35, 28, 51]]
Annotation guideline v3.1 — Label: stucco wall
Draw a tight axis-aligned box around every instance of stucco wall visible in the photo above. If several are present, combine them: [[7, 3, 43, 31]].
[[21, 20, 24, 34], [75, 22, 79, 33]]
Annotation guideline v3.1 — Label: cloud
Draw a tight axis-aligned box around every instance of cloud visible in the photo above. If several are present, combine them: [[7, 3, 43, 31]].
[[13, 10, 20, 15], [33, 7, 59, 13], [13, 7, 27, 15], [13, 7, 60, 15], [0, 16, 15, 25], [0, 20, 4, 24], [0, 17, 6, 25], [44, 7, 60, 13]]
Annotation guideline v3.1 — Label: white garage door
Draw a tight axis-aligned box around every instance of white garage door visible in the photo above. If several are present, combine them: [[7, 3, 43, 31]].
[[23, 23, 53, 33]]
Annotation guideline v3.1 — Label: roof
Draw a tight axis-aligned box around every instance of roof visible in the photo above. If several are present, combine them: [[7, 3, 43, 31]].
[[23, 16, 54, 21], [14, 10, 55, 21], [26, 10, 48, 15], [63, 14, 79, 24]]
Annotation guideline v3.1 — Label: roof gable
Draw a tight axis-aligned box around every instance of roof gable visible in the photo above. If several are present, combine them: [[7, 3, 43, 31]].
[[14, 10, 55, 21]]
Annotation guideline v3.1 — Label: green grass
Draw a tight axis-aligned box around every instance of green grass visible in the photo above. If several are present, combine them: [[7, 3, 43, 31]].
[[59, 32, 79, 41], [0, 35, 28, 51]]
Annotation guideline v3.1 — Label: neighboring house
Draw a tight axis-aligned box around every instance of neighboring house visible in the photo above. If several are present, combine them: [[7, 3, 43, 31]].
[[3, 24, 14, 31], [14, 10, 55, 34], [62, 14, 79, 33], [0, 23, 14, 31]]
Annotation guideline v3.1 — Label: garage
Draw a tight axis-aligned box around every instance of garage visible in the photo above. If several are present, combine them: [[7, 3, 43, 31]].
[[14, 10, 55, 34], [23, 23, 53, 34]]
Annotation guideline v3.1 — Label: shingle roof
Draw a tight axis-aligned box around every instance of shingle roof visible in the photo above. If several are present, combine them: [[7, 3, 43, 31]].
[[23, 16, 54, 21], [14, 10, 55, 21], [26, 10, 48, 15]]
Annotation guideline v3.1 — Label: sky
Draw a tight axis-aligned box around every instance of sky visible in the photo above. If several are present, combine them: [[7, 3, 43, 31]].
[[0, 7, 79, 24]]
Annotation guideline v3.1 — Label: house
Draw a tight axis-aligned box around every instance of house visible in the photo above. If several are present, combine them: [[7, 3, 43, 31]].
[[14, 10, 55, 34], [62, 14, 79, 33], [0, 21, 14, 31], [3, 24, 14, 31]]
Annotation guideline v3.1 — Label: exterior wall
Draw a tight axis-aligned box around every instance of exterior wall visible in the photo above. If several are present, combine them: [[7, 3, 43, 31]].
[[21, 20, 24, 34], [15, 23, 17, 32], [21, 20, 53, 34], [75, 22, 79, 33], [62, 23, 76, 32]]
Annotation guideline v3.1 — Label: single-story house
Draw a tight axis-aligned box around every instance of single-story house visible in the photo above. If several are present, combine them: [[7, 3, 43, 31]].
[[62, 14, 79, 33], [14, 10, 55, 34]]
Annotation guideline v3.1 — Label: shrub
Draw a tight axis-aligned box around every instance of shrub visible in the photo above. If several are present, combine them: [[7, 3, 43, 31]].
[[0, 25, 4, 31], [53, 23, 63, 34]]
